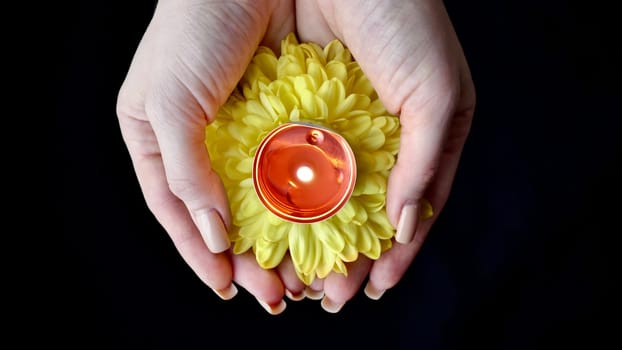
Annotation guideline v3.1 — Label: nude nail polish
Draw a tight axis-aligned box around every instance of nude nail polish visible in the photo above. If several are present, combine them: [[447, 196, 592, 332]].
[[257, 299, 287, 315], [197, 210, 230, 253], [321, 296, 345, 313], [303, 287, 324, 300], [395, 203, 418, 244], [364, 282, 386, 300], [211, 284, 238, 300], [285, 289, 305, 301]]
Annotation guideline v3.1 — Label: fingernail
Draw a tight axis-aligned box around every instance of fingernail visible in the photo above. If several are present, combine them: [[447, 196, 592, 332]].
[[197, 210, 230, 253], [364, 282, 386, 300], [285, 289, 305, 301], [395, 203, 418, 244], [257, 299, 287, 315], [304, 287, 324, 300], [321, 296, 345, 313], [211, 284, 238, 300]]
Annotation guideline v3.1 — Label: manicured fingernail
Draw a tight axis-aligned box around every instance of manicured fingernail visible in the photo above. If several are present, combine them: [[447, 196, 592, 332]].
[[395, 203, 418, 244], [285, 289, 305, 301], [321, 296, 345, 313], [364, 282, 386, 300], [197, 210, 230, 253], [257, 299, 287, 315], [211, 284, 238, 300], [304, 287, 324, 300]]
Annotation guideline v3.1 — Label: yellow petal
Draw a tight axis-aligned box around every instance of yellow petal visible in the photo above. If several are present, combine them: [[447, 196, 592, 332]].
[[307, 60, 328, 89], [246, 99, 271, 119], [380, 238, 392, 252], [226, 121, 260, 148], [264, 220, 291, 242], [297, 271, 315, 286], [242, 113, 276, 131], [360, 127, 386, 151], [352, 74, 375, 97], [252, 51, 278, 81], [349, 198, 368, 225], [373, 115, 400, 135], [255, 237, 288, 269], [293, 75, 317, 93], [238, 213, 265, 239], [420, 198, 434, 220], [363, 232, 382, 260], [367, 218, 395, 240], [342, 115, 372, 140], [338, 242, 358, 262], [224, 158, 247, 181], [312, 220, 345, 253], [282, 35, 305, 64], [350, 94, 371, 111], [259, 92, 287, 118], [335, 200, 355, 223], [288, 224, 311, 273], [324, 39, 352, 63], [333, 258, 348, 276], [326, 61, 348, 84], [306, 234, 322, 275], [316, 251, 336, 279], [357, 150, 395, 173], [317, 79, 345, 118], [300, 42, 326, 65], [355, 225, 373, 253], [242, 63, 272, 89], [281, 32, 300, 53], [353, 172, 387, 196], [277, 59, 305, 78], [355, 193, 386, 213], [233, 237, 254, 255], [368, 99, 388, 117], [289, 107, 301, 122], [299, 89, 328, 120], [368, 209, 393, 230]]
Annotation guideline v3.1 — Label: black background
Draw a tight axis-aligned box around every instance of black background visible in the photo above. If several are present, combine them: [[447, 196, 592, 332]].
[[56, 1, 619, 348]]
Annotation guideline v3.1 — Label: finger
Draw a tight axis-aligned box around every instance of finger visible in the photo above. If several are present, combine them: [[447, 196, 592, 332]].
[[146, 85, 232, 254], [321, 257, 372, 313], [386, 93, 454, 244], [365, 99, 474, 299], [304, 277, 325, 300], [232, 252, 286, 315], [295, 0, 337, 45], [118, 115, 235, 298], [261, 0, 297, 54], [276, 254, 306, 301]]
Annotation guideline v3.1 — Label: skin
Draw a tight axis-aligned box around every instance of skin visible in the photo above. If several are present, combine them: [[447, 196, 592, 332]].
[[117, 0, 475, 314]]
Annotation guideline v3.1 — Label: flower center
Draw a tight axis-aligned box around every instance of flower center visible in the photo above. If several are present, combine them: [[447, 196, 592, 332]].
[[253, 122, 357, 223]]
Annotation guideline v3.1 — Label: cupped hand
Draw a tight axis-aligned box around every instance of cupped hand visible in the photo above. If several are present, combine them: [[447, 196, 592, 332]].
[[280, 0, 476, 312], [116, 0, 295, 314]]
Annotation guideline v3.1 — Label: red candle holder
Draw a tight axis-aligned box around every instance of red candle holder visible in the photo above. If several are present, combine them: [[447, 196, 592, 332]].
[[252, 122, 357, 223]]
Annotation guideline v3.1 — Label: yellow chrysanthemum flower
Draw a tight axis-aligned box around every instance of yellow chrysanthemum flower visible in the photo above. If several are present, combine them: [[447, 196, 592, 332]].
[[205, 33, 432, 285]]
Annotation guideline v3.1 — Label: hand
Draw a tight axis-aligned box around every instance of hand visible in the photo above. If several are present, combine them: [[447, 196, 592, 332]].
[[284, 0, 476, 312], [116, 0, 295, 314]]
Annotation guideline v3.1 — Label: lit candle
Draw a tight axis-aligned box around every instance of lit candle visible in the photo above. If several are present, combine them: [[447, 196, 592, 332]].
[[253, 122, 357, 223]]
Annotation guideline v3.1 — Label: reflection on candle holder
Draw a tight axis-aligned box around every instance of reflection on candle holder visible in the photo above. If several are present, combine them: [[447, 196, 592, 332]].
[[253, 122, 357, 223]]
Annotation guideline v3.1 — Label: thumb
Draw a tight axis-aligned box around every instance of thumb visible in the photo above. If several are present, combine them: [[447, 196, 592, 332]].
[[386, 87, 456, 244], [138, 1, 275, 254], [147, 89, 232, 254]]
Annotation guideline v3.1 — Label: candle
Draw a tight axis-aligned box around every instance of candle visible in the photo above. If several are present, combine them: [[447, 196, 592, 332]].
[[253, 122, 357, 223]]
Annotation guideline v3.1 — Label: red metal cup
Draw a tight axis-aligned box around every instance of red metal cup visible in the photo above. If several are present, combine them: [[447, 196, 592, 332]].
[[252, 122, 357, 223]]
